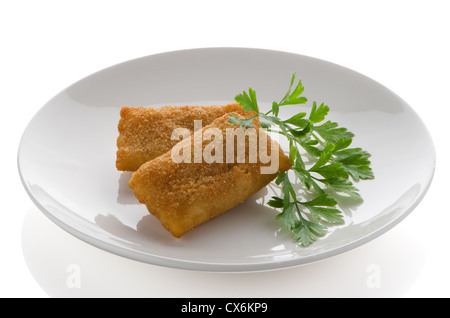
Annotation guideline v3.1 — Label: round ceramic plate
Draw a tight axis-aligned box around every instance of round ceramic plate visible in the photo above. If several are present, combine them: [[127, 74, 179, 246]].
[[18, 48, 435, 272]]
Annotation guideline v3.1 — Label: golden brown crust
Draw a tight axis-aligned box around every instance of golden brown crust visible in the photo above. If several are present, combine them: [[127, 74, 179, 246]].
[[116, 103, 251, 171], [128, 113, 291, 238]]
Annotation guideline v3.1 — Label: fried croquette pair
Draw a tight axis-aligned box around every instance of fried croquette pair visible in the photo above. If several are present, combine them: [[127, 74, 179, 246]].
[[116, 103, 291, 238]]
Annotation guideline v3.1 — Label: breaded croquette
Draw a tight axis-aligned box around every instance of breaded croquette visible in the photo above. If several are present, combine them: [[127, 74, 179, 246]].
[[116, 103, 251, 171], [128, 113, 292, 238]]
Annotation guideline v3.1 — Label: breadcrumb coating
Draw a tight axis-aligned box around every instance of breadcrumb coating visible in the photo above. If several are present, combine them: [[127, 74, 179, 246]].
[[128, 113, 291, 238], [116, 103, 250, 171]]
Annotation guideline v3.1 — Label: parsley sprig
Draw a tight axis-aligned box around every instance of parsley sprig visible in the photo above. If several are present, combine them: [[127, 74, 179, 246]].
[[230, 73, 374, 247]]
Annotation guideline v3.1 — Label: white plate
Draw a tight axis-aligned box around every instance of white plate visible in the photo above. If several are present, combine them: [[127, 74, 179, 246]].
[[18, 48, 435, 272]]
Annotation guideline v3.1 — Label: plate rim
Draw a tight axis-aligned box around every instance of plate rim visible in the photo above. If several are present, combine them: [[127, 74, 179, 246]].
[[17, 47, 437, 272]]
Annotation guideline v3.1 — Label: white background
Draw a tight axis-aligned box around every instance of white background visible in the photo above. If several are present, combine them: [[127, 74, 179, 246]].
[[1, 0, 449, 297]]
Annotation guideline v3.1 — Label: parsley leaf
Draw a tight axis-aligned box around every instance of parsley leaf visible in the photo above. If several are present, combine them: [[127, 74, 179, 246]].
[[279, 73, 308, 107], [314, 121, 355, 144], [235, 87, 259, 112], [228, 113, 255, 129], [309, 102, 329, 123]]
